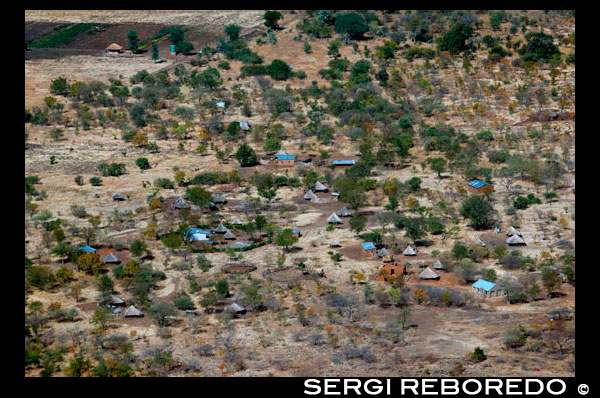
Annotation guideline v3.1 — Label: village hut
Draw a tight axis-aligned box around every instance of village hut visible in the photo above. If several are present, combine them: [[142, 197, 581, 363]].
[[186, 228, 211, 242], [223, 230, 236, 240], [107, 295, 125, 306], [327, 212, 343, 224], [330, 239, 341, 248], [377, 262, 405, 281], [173, 197, 190, 209], [336, 207, 353, 217], [506, 235, 526, 246], [212, 193, 227, 204], [472, 279, 504, 297], [78, 246, 96, 253], [376, 248, 390, 258], [419, 267, 440, 280], [105, 43, 123, 54], [403, 245, 417, 256], [214, 223, 229, 234], [112, 193, 126, 201], [225, 303, 246, 314], [275, 149, 288, 156], [467, 179, 495, 195], [275, 153, 295, 166], [506, 226, 522, 236], [102, 252, 119, 264], [361, 242, 376, 256], [304, 190, 318, 201], [239, 121, 250, 131], [123, 305, 143, 318], [231, 218, 243, 225], [433, 260, 445, 271], [312, 181, 328, 192]]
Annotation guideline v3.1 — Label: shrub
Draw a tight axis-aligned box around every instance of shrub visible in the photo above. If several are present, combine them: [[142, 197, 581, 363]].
[[27, 266, 55, 290], [267, 59, 293, 80], [334, 13, 368, 39], [89, 177, 103, 186], [235, 144, 257, 167], [98, 163, 126, 177], [135, 157, 150, 170]]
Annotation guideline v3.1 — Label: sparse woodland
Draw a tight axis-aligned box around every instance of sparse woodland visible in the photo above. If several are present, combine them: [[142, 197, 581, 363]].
[[25, 10, 575, 377]]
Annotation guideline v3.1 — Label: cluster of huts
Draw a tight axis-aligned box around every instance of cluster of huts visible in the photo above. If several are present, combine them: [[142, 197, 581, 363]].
[[304, 182, 340, 204], [185, 220, 249, 249]]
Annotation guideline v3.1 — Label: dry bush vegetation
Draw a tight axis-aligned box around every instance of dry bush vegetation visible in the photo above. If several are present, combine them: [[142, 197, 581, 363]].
[[25, 10, 575, 377]]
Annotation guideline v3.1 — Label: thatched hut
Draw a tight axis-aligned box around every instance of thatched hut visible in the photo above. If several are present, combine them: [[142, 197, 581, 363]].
[[102, 252, 119, 264], [327, 212, 342, 224], [403, 245, 417, 256], [506, 235, 526, 246], [419, 267, 440, 280], [123, 305, 143, 318]]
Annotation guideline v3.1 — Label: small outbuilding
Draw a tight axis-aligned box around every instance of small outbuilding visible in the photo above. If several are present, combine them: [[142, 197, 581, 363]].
[[506, 226, 522, 236], [377, 262, 405, 281], [361, 242, 376, 256], [239, 121, 250, 131], [105, 43, 124, 54], [225, 303, 246, 315], [330, 239, 341, 248], [223, 230, 236, 240], [472, 279, 504, 297], [214, 223, 229, 234], [78, 246, 96, 253], [102, 252, 120, 264], [403, 245, 417, 256], [312, 182, 328, 192], [292, 229, 302, 238], [419, 267, 440, 280], [173, 197, 190, 209], [113, 193, 126, 201], [467, 179, 495, 195], [332, 160, 356, 168], [107, 295, 126, 307], [231, 218, 243, 225], [123, 305, 143, 318], [304, 190, 318, 201], [506, 235, 526, 246], [433, 260, 446, 271], [336, 207, 353, 217], [327, 212, 342, 224], [275, 153, 295, 167], [376, 248, 390, 258], [212, 193, 227, 204]]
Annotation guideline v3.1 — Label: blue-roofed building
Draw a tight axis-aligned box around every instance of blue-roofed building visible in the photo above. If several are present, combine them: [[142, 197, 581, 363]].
[[472, 279, 505, 297], [185, 228, 213, 242], [361, 242, 376, 256], [467, 179, 495, 194], [78, 246, 96, 253], [275, 153, 296, 166], [332, 159, 356, 167], [292, 229, 301, 237]]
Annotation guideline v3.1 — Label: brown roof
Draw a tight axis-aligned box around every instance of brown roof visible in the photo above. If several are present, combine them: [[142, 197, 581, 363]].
[[106, 43, 123, 51]]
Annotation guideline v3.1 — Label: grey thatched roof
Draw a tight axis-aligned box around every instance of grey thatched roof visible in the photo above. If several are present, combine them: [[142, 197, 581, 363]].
[[433, 260, 445, 270], [506, 235, 526, 245], [212, 193, 227, 203], [506, 226, 522, 236], [403, 245, 417, 256], [231, 218, 243, 225], [376, 248, 390, 257], [330, 239, 341, 247], [215, 223, 229, 233], [226, 303, 246, 313], [108, 295, 124, 305], [103, 252, 119, 263], [327, 212, 342, 224], [123, 305, 143, 317], [304, 190, 318, 200], [224, 230, 236, 240], [173, 197, 190, 209], [336, 207, 352, 217], [313, 181, 328, 191], [113, 193, 125, 201], [419, 267, 440, 280]]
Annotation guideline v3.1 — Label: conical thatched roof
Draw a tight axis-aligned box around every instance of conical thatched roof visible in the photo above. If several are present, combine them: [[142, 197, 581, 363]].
[[336, 207, 352, 217], [224, 230, 236, 240], [403, 245, 417, 256], [215, 223, 229, 233], [103, 252, 119, 263], [433, 260, 445, 270], [506, 235, 526, 245], [108, 295, 124, 305], [212, 193, 227, 203], [112, 193, 125, 201], [419, 267, 440, 280], [275, 149, 288, 156], [376, 248, 390, 257], [231, 218, 243, 225], [106, 43, 123, 51], [330, 239, 341, 248], [123, 305, 143, 317], [506, 226, 522, 236], [327, 212, 342, 224], [304, 190, 318, 200], [226, 303, 246, 314], [313, 181, 328, 192], [173, 197, 189, 209]]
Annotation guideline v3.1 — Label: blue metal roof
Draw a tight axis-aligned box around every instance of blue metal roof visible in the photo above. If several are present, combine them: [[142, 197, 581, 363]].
[[78, 246, 96, 253], [332, 160, 355, 165], [468, 179, 490, 188], [292, 229, 301, 234], [277, 154, 295, 160], [361, 242, 376, 250], [204, 241, 213, 244], [472, 279, 496, 291]]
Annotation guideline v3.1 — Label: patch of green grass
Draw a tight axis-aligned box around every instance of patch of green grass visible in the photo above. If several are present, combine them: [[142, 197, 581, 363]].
[[30, 23, 95, 48]]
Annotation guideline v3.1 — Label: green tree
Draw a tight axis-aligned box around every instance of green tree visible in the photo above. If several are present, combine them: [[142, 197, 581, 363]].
[[541, 267, 559, 297], [216, 278, 229, 297], [127, 30, 140, 53], [235, 144, 257, 167], [95, 274, 114, 295], [460, 195, 495, 230], [428, 157, 447, 178], [349, 214, 367, 237], [334, 13, 368, 39], [186, 186, 212, 208], [437, 23, 474, 54], [50, 77, 69, 96], [225, 24, 241, 41], [404, 217, 427, 243], [264, 10, 283, 29], [275, 229, 298, 251], [151, 43, 159, 60], [135, 157, 150, 170], [268, 59, 293, 80]]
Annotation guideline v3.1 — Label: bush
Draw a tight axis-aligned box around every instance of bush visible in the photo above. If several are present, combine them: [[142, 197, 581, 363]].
[[267, 59, 293, 80], [135, 157, 150, 170], [98, 163, 126, 177], [460, 195, 495, 230], [471, 347, 487, 361], [173, 292, 195, 310], [437, 23, 474, 54], [89, 177, 103, 186], [235, 144, 257, 167], [334, 13, 368, 39], [27, 266, 55, 290]]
